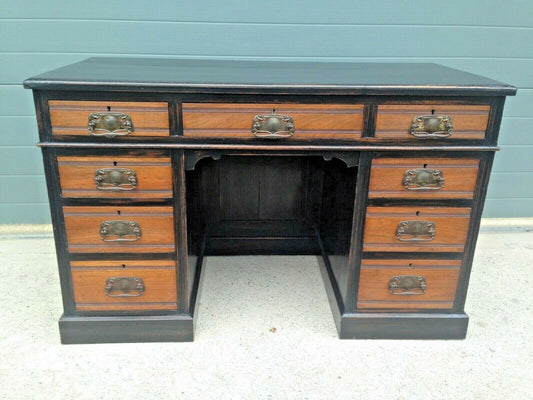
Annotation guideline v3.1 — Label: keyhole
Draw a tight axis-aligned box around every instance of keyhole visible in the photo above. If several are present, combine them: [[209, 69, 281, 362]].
[[107, 106, 111, 111], [416, 211, 420, 216], [408, 262, 413, 268], [431, 109, 435, 115], [113, 161, 118, 166], [272, 108, 276, 114], [122, 264, 126, 269], [117, 210, 121, 216], [423, 163, 427, 168]]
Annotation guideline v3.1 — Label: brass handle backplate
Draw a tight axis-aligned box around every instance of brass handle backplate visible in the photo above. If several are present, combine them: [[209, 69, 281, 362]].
[[396, 220, 436, 241], [251, 114, 295, 139], [410, 115, 453, 138], [88, 112, 133, 137], [94, 168, 137, 191], [389, 275, 427, 295], [100, 220, 142, 242], [105, 277, 145, 297], [402, 168, 444, 190]]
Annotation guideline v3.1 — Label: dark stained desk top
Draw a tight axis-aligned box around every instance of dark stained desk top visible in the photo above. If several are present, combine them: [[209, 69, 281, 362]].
[[24, 57, 516, 96]]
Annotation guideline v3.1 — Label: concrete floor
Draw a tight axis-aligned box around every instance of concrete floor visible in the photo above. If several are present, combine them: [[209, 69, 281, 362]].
[[0, 220, 531, 400]]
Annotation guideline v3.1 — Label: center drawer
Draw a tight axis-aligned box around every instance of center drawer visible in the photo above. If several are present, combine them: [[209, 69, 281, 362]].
[[63, 206, 175, 253], [182, 103, 364, 140], [363, 206, 471, 252]]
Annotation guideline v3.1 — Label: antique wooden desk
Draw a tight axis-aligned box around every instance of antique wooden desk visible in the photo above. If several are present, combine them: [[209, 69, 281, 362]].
[[24, 58, 516, 343]]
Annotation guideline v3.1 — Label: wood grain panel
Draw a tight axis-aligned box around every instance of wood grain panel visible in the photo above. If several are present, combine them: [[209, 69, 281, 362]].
[[71, 260, 177, 311], [357, 259, 461, 309], [182, 103, 364, 140], [57, 156, 173, 198], [363, 206, 471, 252], [369, 158, 479, 199], [49, 100, 169, 136], [63, 206, 174, 253], [375, 104, 490, 139]]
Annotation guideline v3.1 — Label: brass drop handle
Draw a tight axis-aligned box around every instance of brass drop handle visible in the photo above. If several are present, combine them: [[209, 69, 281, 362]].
[[251, 114, 295, 139], [389, 275, 427, 295], [94, 168, 137, 191], [88, 112, 133, 137], [402, 168, 445, 190], [105, 277, 145, 297], [100, 220, 142, 242], [396, 220, 436, 242], [410, 115, 453, 138]]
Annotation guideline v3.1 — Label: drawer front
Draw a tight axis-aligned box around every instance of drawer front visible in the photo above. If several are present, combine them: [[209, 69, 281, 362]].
[[369, 158, 479, 199], [375, 104, 490, 139], [182, 103, 364, 140], [57, 156, 173, 199], [363, 206, 471, 252], [357, 259, 461, 309], [63, 206, 175, 253], [49, 101, 169, 137], [71, 260, 177, 311]]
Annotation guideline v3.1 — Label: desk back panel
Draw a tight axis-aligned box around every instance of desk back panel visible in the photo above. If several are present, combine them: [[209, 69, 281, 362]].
[[186, 155, 356, 257]]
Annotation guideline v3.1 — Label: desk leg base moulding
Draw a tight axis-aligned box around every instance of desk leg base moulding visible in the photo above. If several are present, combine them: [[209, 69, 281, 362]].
[[339, 314, 469, 340], [23, 57, 516, 343], [59, 315, 194, 344]]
